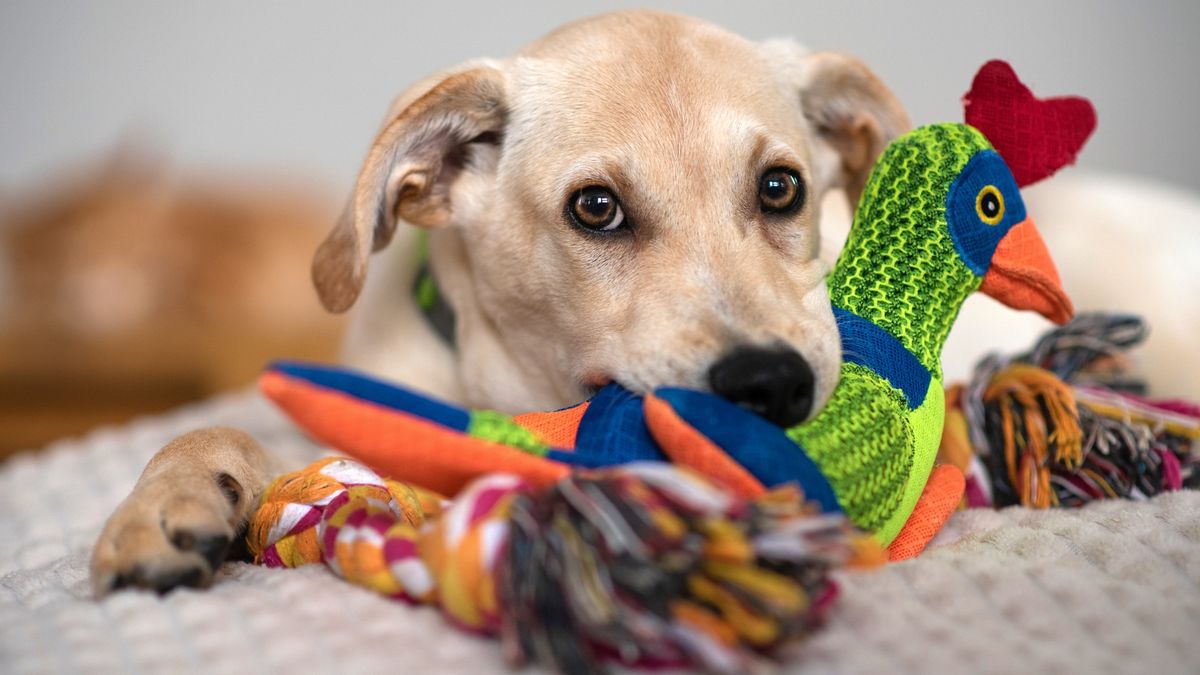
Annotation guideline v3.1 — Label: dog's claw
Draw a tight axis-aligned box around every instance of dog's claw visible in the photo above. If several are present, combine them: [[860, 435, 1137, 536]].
[[108, 568, 135, 593], [107, 561, 213, 595], [190, 534, 233, 570], [149, 566, 208, 594], [92, 502, 235, 597]]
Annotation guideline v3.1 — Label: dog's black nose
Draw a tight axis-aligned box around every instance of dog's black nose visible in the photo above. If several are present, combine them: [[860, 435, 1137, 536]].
[[708, 346, 816, 427]]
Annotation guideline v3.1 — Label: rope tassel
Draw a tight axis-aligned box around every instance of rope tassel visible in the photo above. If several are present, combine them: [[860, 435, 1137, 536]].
[[247, 458, 879, 674], [983, 363, 1083, 508], [949, 313, 1199, 508]]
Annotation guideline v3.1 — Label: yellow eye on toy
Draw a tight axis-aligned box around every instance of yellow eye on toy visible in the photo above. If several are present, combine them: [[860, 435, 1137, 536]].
[[975, 185, 1004, 225]]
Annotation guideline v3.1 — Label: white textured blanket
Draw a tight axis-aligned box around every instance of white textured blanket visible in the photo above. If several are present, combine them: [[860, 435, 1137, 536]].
[[2, 391, 1198, 674]]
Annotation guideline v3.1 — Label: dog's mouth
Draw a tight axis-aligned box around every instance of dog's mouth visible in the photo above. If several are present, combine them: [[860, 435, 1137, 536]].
[[581, 372, 613, 398]]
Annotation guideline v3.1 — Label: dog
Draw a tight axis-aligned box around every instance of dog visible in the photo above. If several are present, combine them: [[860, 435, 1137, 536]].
[[89, 10, 909, 596]]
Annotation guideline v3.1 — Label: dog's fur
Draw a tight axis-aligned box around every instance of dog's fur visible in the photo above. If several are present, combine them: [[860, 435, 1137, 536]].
[[90, 10, 909, 595]]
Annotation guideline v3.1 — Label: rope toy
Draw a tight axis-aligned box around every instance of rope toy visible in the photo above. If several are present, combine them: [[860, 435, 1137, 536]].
[[940, 313, 1199, 508], [247, 457, 880, 673]]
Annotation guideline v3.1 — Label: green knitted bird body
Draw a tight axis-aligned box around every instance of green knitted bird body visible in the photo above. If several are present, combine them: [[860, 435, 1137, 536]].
[[790, 124, 995, 543]]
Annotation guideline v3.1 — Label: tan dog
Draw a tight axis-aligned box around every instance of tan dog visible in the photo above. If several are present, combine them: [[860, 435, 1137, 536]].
[[90, 10, 908, 595]]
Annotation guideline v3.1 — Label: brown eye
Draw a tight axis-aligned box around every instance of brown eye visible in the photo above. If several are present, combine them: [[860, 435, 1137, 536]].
[[568, 186, 627, 232], [758, 168, 805, 214]]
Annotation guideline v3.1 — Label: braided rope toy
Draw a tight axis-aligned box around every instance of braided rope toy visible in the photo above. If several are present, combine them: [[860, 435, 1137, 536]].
[[247, 457, 878, 672], [940, 313, 1199, 509]]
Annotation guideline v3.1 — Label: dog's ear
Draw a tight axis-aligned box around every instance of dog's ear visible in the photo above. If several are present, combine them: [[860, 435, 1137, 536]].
[[792, 51, 911, 208], [313, 64, 508, 313]]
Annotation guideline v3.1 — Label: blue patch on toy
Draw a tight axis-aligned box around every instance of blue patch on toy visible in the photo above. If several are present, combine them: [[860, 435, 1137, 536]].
[[549, 384, 666, 467], [946, 149, 1027, 276], [652, 387, 842, 514]]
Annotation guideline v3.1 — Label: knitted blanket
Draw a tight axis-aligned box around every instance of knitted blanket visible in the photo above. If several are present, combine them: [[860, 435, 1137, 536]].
[[2, 391, 1197, 674]]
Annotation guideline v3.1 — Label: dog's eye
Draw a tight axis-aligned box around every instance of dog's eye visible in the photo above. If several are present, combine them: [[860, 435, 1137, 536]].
[[568, 186, 627, 232], [759, 168, 805, 214]]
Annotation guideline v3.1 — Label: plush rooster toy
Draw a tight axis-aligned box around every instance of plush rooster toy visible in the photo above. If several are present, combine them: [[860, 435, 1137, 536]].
[[260, 60, 1096, 559]]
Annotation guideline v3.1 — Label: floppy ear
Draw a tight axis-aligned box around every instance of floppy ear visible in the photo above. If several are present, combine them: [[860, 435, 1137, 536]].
[[796, 52, 911, 208], [313, 64, 508, 313]]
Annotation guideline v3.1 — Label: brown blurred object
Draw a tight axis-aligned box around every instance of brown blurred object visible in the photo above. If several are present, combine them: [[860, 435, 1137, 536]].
[[0, 148, 346, 457]]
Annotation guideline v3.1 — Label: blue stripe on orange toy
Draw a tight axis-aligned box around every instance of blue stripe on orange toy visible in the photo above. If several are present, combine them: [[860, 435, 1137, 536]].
[[268, 361, 471, 431], [260, 363, 572, 496]]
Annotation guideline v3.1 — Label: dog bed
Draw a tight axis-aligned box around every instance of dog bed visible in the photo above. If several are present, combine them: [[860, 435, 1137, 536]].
[[2, 389, 1197, 674]]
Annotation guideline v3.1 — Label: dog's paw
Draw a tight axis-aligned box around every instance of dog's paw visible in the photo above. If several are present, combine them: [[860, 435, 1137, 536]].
[[90, 478, 242, 597], [90, 427, 277, 597]]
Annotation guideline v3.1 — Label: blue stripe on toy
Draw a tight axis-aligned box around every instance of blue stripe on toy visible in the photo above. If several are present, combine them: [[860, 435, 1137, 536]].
[[268, 361, 471, 431], [833, 306, 931, 410], [550, 384, 666, 468], [653, 388, 842, 514]]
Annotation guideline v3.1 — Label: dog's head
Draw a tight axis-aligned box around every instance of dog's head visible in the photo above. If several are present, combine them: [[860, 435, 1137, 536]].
[[313, 11, 908, 423]]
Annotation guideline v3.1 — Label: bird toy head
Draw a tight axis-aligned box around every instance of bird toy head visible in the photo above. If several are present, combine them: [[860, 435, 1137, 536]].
[[836, 59, 1096, 351], [872, 122, 1074, 325], [957, 58, 1097, 323]]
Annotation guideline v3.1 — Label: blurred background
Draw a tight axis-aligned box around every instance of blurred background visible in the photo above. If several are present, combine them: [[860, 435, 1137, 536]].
[[1, 1, 1197, 456]]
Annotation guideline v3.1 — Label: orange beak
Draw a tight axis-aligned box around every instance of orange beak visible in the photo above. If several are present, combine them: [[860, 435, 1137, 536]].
[[980, 217, 1073, 324]]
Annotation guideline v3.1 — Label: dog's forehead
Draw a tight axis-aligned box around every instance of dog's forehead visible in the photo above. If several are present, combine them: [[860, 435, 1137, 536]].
[[504, 15, 810, 190], [518, 10, 749, 63], [517, 23, 790, 119]]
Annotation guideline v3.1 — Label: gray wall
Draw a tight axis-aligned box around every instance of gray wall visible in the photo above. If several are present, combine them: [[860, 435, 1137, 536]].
[[2, 1, 1197, 193]]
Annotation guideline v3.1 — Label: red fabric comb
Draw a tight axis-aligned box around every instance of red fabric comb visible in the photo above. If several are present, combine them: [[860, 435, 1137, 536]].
[[963, 60, 1097, 187]]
